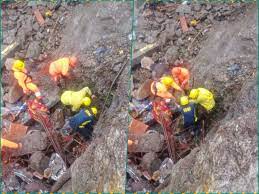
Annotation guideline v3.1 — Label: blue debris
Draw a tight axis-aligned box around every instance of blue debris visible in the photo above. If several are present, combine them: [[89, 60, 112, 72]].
[[227, 63, 241, 77]]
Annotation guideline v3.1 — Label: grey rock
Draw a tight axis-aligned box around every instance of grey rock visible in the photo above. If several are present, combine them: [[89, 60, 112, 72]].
[[32, 23, 40, 32], [4, 82, 23, 104], [141, 152, 161, 174], [141, 56, 154, 70], [17, 131, 48, 156], [29, 151, 50, 174], [165, 46, 179, 64], [176, 4, 192, 15], [193, 4, 202, 12], [26, 41, 41, 59], [4, 58, 15, 71], [3, 29, 17, 45]]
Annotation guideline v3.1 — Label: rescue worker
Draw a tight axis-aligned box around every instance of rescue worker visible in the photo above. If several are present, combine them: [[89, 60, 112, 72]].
[[151, 76, 183, 100], [189, 88, 215, 112], [62, 107, 98, 140], [12, 60, 42, 99], [49, 56, 77, 82], [1, 138, 22, 149], [61, 87, 94, 112], [171, 67, 190, 90], [176, 96, 198, 134]]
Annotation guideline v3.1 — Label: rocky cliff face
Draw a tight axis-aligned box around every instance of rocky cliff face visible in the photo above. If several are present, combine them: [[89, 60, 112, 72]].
[[163, 6, 257, 192]]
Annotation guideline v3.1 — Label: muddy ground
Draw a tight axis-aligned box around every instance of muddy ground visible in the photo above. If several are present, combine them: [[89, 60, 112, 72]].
[[127, 1, 257, 192]]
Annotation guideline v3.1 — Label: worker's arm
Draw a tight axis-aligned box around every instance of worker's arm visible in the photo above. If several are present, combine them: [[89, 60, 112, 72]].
[[82, 87, 92, 96], [171, 81, 183, 91]]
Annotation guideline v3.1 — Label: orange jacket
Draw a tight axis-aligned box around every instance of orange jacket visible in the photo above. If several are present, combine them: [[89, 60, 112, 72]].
[[171, 67, 190, 88], [49, 58, 70, 77]]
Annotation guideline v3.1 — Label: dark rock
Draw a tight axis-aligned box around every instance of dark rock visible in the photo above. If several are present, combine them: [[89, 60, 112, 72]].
[[151, 62, 170, 79], [25, 182, 50, 192]]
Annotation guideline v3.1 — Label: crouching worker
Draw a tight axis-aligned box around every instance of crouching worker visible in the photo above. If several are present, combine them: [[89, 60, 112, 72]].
[[61, 87, 94, 112], [49, 56, 77, 82], [12, 60, 43, 99], [173, 96, 200, 136], [61, 107, 98, 140]]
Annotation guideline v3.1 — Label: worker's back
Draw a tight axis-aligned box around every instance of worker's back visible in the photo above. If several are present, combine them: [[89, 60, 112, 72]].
[[179, 102, 197, 128], [196, 88, 215, 111], [61, 87, 92, 111], [49, 58, 70, 76]]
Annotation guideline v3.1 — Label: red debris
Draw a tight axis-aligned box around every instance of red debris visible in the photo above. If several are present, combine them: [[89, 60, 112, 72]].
[[179, 16, 188, 33], [3, 123, 28, 142], [129, 118, 149, 135], [33, 9, 45, 26]]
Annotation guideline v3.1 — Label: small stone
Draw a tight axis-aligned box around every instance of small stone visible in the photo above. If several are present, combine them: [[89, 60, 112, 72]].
[[141, 56, 154, 70]]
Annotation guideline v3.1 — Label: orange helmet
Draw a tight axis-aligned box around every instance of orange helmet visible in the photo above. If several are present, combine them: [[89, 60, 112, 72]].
[[69, 56, 77, 67]]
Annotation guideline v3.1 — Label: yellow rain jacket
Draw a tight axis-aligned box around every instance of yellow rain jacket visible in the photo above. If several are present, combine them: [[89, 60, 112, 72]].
[[191, 88, 215, 111], [61, 87, 92, 111]]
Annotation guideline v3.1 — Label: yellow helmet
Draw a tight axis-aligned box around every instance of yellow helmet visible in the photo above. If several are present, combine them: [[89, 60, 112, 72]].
[[161, 76, 174, 87], [189, 89, 199, 99], [91, 107, 98, 115], [82, 97, 91, 106], [12, 60, 25, 71], [180, 96, 189, 106]]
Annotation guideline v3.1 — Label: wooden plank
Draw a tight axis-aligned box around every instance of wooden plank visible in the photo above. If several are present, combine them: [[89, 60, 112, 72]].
[[132, 42, 160, 67], [179, 16, 188, 33], [33, 9, 45, 26]]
